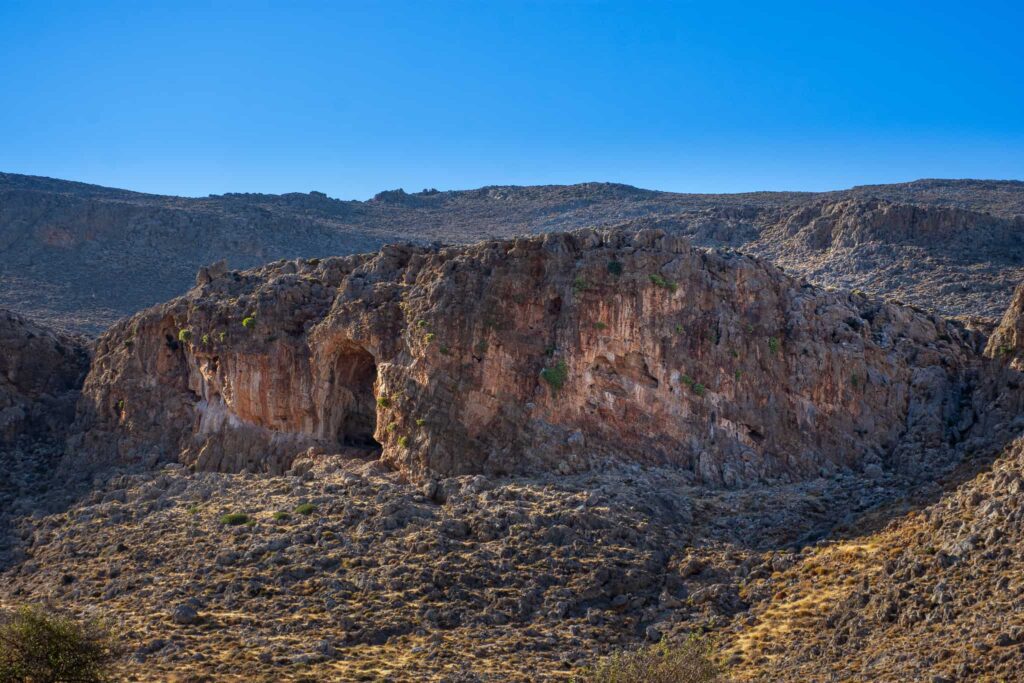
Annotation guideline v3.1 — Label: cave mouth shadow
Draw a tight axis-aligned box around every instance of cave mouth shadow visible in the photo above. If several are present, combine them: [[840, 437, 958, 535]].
[[327, 343, 382, 456]]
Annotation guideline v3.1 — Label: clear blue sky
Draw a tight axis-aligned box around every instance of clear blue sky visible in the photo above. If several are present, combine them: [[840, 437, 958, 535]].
[[2, 1, 1022, 199]]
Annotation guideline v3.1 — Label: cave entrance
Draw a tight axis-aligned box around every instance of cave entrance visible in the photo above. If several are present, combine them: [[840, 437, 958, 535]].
[[327, 343, 380, 453]]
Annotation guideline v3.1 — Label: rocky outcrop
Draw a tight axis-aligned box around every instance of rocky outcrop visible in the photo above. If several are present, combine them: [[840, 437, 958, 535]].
[[0, 309, 89, 445], [4, 173, 1024, 336], [76, 229, 984, 486]]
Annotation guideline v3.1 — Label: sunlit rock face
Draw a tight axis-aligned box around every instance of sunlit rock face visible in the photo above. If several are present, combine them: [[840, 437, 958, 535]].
[[74, 229, 983, 486]]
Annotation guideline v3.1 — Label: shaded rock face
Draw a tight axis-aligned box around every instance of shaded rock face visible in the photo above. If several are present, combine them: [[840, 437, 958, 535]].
[[0, 309, 89, 445], [76, 229, 984, 485]]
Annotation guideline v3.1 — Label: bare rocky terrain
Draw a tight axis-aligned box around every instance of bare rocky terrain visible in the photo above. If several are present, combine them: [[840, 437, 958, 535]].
[[3, 175, 1024, 681], [2, 173, 1023, 333]]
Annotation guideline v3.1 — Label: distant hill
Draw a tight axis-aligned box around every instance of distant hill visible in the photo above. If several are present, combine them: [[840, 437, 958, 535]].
[[1, 172, 1022, 334]]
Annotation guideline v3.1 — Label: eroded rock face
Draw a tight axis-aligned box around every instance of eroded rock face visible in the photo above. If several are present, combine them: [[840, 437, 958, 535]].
[[76, 229, 984, 485], [0, 309, 89, 445]]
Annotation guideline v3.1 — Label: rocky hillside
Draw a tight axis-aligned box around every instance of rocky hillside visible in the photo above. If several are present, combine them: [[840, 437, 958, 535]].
[[76, 229, 983, 489], [2, 172, 1022, 334], [0, 308, 88, 445], [5, 226, 1024, 680]]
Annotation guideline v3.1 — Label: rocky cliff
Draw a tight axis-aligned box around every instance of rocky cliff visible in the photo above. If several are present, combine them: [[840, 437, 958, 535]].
[[4, 173, 1024, 335], [76, 229, 986, 486], [0, 309, 89, 445]]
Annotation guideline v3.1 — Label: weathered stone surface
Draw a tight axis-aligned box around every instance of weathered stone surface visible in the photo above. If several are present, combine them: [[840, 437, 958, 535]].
[[0, 308, 89, 445], [76, 230, 983, 486]]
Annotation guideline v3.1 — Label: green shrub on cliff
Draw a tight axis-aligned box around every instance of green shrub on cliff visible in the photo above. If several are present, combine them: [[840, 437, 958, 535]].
[[541, 360, 569, 392], [649, 274, 677, 292]]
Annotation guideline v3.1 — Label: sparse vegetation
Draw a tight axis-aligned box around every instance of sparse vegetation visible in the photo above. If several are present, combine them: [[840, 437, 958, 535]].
[[0, 605, 120, 683], [219, 513, 250, 526], [417, 319, 428, 328], [541, 360, 569, 392], [607, 260, 623, 276], [242, 316, 256, 330], [579, 637, 721, 683], [415, 418, 426, 427], [294, 503, 316, 516], [425, 332, 436, 343], [649, 273, 678, 292], [594, 321, 608, 330], [177, 328, 193, 344], [218, 331, 227, 342], [573, 276, 590, 293]]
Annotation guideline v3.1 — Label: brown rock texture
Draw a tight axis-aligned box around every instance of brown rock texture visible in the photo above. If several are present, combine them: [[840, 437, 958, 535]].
[[3, 172, 1023, 335], [77, 229, 983, 485], [0, 308, 89, 445]]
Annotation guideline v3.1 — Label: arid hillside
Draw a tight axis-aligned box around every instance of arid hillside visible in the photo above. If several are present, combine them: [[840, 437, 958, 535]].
[[5, 224, 1024, 680], [2, 173, 1022, 333]]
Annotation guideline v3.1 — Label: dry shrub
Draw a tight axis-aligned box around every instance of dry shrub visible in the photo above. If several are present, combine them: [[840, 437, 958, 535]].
[[0, 605, 119, 682], [580, 636, 721, 683]]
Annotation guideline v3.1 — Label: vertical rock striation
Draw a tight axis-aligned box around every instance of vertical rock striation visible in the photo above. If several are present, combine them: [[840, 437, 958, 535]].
[[75, 229, 984, 485]]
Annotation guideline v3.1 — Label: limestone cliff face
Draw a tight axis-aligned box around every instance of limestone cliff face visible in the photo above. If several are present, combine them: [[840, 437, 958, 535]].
[[75, 229, 982, 485], [0, 309, 90, 444]]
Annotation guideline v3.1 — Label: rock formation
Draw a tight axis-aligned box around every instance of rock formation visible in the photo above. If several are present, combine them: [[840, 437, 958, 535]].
[[76, 229, 986, 486], [0, 308, 89, 445], [4, 172, 1024, 335]]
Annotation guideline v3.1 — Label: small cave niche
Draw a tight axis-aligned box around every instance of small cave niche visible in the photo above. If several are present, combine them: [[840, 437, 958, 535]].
[[325, 342, 381, 453]]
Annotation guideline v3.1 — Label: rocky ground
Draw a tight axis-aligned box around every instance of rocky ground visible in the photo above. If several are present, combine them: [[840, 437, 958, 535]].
[[723, 435, 1024, 682], [0, 447, 940, 681], [3, 173, 1022, 333]]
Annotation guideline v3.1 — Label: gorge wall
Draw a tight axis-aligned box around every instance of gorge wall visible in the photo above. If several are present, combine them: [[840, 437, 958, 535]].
[[72, 229, 992, 487], [0, 309, 89, 445]]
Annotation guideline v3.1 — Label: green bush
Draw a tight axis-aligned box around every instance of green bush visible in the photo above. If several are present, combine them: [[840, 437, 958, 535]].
[[272, 511, 290, 521], [768, 336, 780, 354], [397, 435, 409, 447], [242, 316, 256, 330], [219, 513, 250, 526], [573, 277, 590, 293], [648, 274, 678, 292], [541, 360, 569, 392], [377, 396, 392, 409], [0, 605, 119, 683], [425, 332, 436, 343], [579, 637, 721, 683], [607, 260, 623, 276], [415, 418, 426, 427], [294, 503, 316, 516], [177, 329, 193, 344], [692, 383, 705, 396]]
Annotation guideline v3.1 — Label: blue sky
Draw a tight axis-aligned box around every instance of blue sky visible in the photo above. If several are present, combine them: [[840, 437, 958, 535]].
[[1, 1, 1022, 199]]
